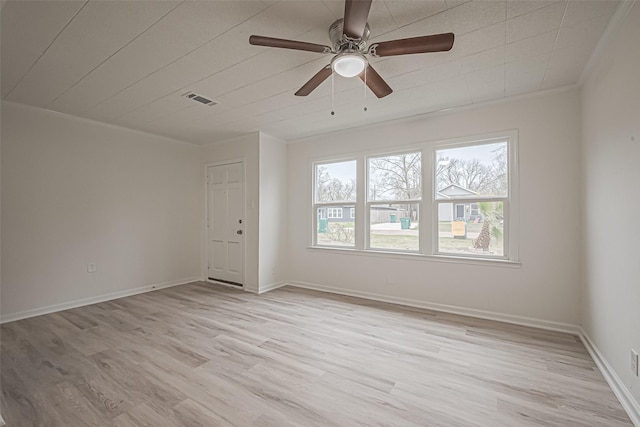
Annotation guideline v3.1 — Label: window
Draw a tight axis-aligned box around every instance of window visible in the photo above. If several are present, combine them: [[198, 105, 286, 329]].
[[310, 133, 517, 262], [435, 140, 509, 258], [470, 203, 479, 219], [368, 152, 421, 251], [314, 160, 356, 247], [327, 208, 343, 218]]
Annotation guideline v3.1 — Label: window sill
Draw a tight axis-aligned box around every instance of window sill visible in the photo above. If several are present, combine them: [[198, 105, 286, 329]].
[[306, 246, 521, 268]]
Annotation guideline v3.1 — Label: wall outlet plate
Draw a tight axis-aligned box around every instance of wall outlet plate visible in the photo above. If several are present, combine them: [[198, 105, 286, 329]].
[[632, 349, 638, 376], [87, 262, 97, 273]]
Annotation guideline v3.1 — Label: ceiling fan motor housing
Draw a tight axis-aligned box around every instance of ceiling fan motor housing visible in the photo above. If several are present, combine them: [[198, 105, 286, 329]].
[[329, 18, 370, 52]]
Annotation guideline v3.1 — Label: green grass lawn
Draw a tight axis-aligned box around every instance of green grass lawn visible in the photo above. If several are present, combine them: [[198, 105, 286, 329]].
[[317, 221, 502, 255], [370, 234, 418, 251], [438, 237, 503, 256], [438, 221, 483, 233]]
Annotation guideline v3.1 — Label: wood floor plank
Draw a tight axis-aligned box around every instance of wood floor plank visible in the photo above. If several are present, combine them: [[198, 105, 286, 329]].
[[0, 282, 633, 426], [0, 366, 46, 426]]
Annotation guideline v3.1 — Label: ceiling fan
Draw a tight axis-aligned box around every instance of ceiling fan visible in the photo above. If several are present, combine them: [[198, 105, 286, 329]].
[[249, 0, 454, 99]]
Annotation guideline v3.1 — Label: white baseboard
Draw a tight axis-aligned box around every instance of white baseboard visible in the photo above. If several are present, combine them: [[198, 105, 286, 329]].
[[258, 281, 287, 294], [285, 280, 581, 335], [579, 328, 640, 426], [0, 277, 201, 324]]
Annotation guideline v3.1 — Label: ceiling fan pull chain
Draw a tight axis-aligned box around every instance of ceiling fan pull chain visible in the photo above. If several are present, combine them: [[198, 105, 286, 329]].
[[331, 71, 335, 116], [363, 67, 368, 112]]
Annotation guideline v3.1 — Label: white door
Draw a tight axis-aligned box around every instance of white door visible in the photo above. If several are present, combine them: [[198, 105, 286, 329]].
[[207, 162, 244, 286]]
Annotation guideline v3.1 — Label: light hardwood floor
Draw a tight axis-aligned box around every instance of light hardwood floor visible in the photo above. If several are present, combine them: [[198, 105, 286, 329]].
[[0, 282, 633, 426]]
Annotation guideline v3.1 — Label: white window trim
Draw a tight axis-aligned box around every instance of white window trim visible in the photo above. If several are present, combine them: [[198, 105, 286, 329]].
[[312, 158, 358, 248], [366, 149, 423, 252], [432, 133, 518, 261], [327, 207, 343, 219], [309, 130, 519, 263]]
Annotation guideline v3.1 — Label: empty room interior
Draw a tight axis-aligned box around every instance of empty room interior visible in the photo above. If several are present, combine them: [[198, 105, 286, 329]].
[[1, 0, 639, 426]]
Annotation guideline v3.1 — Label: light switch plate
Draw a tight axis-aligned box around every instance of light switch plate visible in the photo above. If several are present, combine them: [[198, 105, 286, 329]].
[[632, 349, 638, 376]]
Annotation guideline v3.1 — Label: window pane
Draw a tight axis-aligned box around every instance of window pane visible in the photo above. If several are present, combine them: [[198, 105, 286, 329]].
[[369, 152, 421, 201], [316, 206, 355, 247], [316, 161, 356, 203], [437, 201, 504, 256], [369, 204, 419, 251], [435, 142, 507, 199]]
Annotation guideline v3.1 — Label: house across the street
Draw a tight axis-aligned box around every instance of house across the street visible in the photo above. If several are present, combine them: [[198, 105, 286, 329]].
[[318, 205, 405, 224], [437, 184, 483, 222]]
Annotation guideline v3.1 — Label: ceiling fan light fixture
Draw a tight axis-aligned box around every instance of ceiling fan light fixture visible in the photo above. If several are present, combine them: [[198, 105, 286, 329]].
[[332, 52, 367, 78]]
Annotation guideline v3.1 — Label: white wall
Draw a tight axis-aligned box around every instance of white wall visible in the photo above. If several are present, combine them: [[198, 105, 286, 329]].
[[1, 102, 201, 319], [581, 2, 640, 409], [0, 98, 3, 323], [201, 133, 260, 293], [258, 132, 287, 291], [287, 88, 582, 326]]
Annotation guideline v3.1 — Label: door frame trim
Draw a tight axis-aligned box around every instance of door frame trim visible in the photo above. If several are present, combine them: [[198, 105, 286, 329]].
[[203, 158, 246, 289]]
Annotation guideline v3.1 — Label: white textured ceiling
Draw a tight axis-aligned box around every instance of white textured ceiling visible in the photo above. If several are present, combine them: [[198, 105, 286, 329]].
[[1, 0, 620, 144]]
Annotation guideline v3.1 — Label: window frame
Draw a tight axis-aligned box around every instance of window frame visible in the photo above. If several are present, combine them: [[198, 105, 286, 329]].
[[312, 158, 358, 248], [470, 203, 479, 218], [309, 131, 519, 264], [366, 150, 423, 253], [327, 207, 343, 219], [432, 135, 518, 261]]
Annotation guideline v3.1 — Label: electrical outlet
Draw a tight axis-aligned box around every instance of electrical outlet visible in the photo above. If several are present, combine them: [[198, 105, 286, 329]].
[[632, 349, 638, 376], [87, 262, 97, 273]]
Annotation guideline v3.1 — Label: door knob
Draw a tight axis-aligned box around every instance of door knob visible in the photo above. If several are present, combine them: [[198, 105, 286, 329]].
[[237, 230, 243, 235]]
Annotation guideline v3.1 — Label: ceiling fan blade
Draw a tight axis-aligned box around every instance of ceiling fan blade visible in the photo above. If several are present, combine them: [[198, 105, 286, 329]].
[[249, 35, 332, 53], [295, 65, 333, 96], [371, 33, 455, 57], [343, 0, 372, 39], [359, 65, 392, 98]]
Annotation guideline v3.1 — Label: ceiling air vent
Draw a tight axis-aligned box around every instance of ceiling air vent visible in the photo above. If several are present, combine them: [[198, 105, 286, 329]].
[[183, 92, 217, 106]]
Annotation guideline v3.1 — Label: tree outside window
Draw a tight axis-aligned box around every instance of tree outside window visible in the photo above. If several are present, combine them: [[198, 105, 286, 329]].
[[311, 133, 516, 261], [368, 152, 421, 251], [435, 141, 508, 257]]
